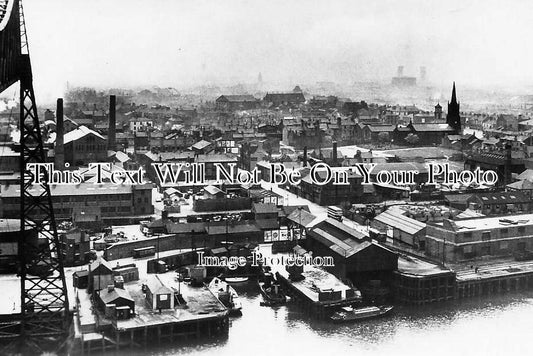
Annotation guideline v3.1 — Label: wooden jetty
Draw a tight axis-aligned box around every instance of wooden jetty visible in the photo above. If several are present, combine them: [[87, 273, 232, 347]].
[[275, 266, 361, 319], [71, 273, 229, 354]]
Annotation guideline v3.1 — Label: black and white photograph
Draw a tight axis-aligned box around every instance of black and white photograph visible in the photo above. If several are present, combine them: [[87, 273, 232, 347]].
[[2, 0, 533, 355]]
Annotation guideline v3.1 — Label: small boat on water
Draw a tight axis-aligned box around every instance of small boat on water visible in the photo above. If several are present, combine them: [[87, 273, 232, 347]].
[[330, 305, 393, 322], [258, 273, 286, 305], [208, 277, 242, 315], [224, 276, 249, 283]]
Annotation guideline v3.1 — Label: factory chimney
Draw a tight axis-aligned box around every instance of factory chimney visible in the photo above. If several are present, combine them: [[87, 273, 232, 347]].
[[420, 66, 427, 82], [332, 141, 338, 165], [504, 143, 512, 186], [303, 146, 308, 167], [397, 66, 404, 77], [55, 98, 65, 170], [108, 95, 116, 151]]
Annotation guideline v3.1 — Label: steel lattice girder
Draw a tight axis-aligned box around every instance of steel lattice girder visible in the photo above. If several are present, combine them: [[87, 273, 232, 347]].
[[18, 70, 70, 342], [0, 1, 69, 354]]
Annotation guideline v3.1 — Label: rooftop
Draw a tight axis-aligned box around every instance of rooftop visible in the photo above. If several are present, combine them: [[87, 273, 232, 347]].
[[252, 203, 279, 214], [374, 207, 426, 235], [204, 185, 223, 196], [99, 286, 134, 304], [276, 262, 360, 303], [64, 125, 105, 144], [191, 140, 212, 151], [472, 191, 529, 204], [412, 123, 455, 132], [146, 274, 172, 294], [371, 162, 429, 175], [0, 218, 20, 233], [308, 218, 374, 258], [1, 183, 134, 198], [166, 222, 207, 234], [517, 169, 533, 181], [196, 154, 238, 163], [217, 94, 257, 102], [507, 179, 533, 190], [435, 213, 533, 232], [286, 208, 318, 227], [206, 222, 260, 235]]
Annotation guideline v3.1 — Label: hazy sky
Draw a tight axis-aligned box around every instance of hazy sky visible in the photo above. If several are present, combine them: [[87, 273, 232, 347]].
[[13, 0, 533, 101]]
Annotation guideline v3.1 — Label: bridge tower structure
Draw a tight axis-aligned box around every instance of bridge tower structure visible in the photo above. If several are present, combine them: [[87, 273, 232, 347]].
[[0, 0, 70, 353]]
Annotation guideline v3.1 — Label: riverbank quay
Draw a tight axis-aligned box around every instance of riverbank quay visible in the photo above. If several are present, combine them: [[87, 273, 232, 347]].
[[67, 253, 229, 355], [275, 265, 361, 320], [453, 258, 533, 299], [387, 242, 533, 304]]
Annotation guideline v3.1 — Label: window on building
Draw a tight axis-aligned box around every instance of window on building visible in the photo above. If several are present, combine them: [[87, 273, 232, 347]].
[[518, 226, 526, 234], [481, 245, 491, 256], [463, 232, 472, 240], [481, 232, 491, 241]]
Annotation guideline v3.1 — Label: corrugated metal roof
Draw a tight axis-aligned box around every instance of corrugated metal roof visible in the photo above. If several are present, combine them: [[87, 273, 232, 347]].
[[374, 209, 425, 235]]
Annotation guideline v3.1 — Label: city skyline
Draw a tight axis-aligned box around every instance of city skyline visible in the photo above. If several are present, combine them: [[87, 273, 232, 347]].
[[15, 0, 533, 103]]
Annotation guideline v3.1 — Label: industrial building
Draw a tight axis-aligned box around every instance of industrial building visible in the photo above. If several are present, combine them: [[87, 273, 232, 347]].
[[426, 213, 533, 262], [63, 125, 108, 166], [215, 95, 259, 111], [0, 182, 154, 220], [372, 207, 427, 250], [465, 191, 531, 215], [88, 258, 114, 291], [305, 218, 398, 286], [59, 227, 91, 266], [0, 219, 37, 272]]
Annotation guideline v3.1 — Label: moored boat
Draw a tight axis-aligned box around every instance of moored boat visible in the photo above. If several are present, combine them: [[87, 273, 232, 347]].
[[258, 273, 286, 305], [330, 305, 393, 322], [208, 277, 243, 315], [224, 276, 249, 283]]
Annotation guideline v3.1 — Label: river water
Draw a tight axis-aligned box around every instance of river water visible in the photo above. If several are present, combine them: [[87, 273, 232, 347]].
[[112, 283, 533, 356]]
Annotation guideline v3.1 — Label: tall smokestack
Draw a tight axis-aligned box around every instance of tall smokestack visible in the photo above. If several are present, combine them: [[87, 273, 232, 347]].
[[303, 146, 307, 167], [108, 95, 116, 151], [55, 98, 65, 170], [397, 66, 404, 77], [332, 141, 338, 165], [420, 66, 427, 82], [504, 143, 512, 186]]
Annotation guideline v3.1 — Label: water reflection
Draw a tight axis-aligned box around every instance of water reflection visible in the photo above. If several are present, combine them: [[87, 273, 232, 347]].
[[109, 283, 533, 356]]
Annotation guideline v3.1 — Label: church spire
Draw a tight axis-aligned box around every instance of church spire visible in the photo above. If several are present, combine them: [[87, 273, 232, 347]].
[[451, 81, 457, 104], [446, 82, 461, 133]]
